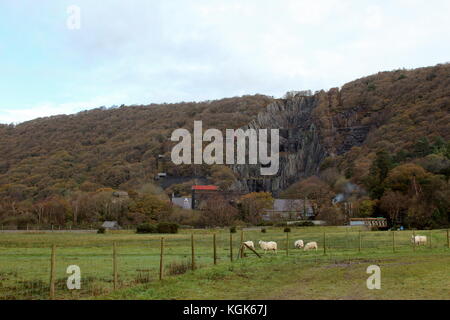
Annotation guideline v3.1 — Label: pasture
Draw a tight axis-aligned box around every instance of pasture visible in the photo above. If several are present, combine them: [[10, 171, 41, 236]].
[[0, 226, 449, 300]]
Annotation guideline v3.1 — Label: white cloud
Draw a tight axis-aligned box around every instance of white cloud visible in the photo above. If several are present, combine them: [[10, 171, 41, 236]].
[[2, 0, 450, 123], [0, 93, 128, 124]]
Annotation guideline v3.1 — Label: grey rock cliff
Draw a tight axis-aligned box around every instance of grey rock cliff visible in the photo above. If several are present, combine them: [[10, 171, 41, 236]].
[[231, 93, 370, 196]]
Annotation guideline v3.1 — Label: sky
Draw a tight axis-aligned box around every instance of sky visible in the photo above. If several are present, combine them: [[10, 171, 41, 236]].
[[1, 0, 450, 124]]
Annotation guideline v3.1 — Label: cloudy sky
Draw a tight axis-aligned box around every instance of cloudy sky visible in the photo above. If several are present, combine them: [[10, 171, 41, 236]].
[[1, 0, 450, 124]]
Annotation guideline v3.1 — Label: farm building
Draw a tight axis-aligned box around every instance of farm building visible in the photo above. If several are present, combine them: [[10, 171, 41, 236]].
[[263, 199, 314, 221], [101, 221, 122, 230], [350, 218, 388, 229], [191, 185, 219, 209]]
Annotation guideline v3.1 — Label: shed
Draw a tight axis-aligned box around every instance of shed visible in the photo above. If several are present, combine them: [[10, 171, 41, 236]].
[[102, 221, 122, 230]]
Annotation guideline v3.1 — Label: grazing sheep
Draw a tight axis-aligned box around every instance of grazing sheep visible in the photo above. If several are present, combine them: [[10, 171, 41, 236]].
[[294, 240, 304, 249], [411, 235, 427, 246], [304, 242, 318, 251], [259, 240, 277, 254], [243, 241, 255, 250]]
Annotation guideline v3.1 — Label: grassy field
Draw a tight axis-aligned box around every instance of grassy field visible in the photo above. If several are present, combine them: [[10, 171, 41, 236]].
[[0, 226, 449, 300]]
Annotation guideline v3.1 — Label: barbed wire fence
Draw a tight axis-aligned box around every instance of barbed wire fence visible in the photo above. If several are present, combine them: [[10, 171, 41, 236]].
[[0, 228, 449, 300]]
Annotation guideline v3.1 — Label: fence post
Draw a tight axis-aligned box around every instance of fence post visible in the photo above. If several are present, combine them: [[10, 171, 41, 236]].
[[413, 231, 416, 252], [240, 230, 244, 258], [447, 229, 449, 249], [230, 233, 233, 262], [286, 232, 289, 256], [429, 231, 432, 249], [113, 242, 118, 290], [358, 230, 362, 252], [159, 237, 164, 280], [213, 234, 217, 265], [392, 231, 395, 253], [49, 244, 56, 300], [323, 232, 326, 255], [191, 234, 195, 271]]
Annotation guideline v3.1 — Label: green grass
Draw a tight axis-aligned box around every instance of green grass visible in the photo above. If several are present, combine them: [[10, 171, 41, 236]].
[[0, 227, 449, 300]]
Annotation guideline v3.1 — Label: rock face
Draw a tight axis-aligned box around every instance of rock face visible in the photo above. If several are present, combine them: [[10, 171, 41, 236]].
[[231, 92, 370, 196]]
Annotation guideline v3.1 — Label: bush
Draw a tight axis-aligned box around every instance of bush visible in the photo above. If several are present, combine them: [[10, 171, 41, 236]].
[[284, 227, 291, 233], [261, 228, 267, 233], [292, 221, 315, 227], [256, 221, 274, 227], [136, 223, 157, 234], [157, 222, 179, 234], [97, 227, 106, 234], [167, 260, 191, 276], [230, 226, 237, 233], [136, 222, 179, 234], [274, 222, 288, 227]]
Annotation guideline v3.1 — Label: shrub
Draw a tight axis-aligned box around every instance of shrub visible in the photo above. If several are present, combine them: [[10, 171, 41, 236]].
[[136, 223, 157, 234], [157, 222, 179, 234], [167, 260, 191, 276], [292, 221, 315, 227], [97, 227, 106, 234], [257, 221, 274, 227], [230, 226, 237, 233], [274, 222, 288, 227], [284, 227, 291, 233], [261, 228, 267, 233]]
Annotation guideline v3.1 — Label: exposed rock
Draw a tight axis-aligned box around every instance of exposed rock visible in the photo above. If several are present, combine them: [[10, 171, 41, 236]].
[[231, 93, 370, 196]]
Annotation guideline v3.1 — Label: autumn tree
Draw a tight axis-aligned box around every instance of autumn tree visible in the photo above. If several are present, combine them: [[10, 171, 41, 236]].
[[238, 192, 274, 225], [281, 176, 334, 216], [200, 195, 238, 227], [129, 194, 172, 222], [379, 191, 409, 225]]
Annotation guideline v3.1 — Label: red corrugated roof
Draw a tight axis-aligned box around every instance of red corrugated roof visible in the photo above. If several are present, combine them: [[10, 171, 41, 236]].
[[192, 185, 219, 191]]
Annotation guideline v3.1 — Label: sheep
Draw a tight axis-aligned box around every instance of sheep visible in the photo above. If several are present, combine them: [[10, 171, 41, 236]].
[[243, 241, 255, 250], [259, 240, 277, 254], [411, 235, 427, 246], [304, 242, 318, 251], [294, 240, 304, 249]]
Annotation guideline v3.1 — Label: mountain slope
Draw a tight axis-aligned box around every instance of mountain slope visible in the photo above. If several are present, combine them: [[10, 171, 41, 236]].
[[0, 64, 449, 227]]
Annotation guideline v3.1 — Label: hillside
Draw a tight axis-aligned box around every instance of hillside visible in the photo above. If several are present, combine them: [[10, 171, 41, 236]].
[[0, 64, 449, 228], [0, 95, 273, 198]]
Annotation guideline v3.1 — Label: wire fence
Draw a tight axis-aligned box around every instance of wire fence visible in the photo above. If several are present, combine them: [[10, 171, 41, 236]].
[[0, 228, 449, 300]]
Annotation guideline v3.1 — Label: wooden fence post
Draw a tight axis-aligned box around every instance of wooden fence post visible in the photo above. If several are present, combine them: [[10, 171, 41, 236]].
[[392, 231, 395, 253], [413, 231, 416, 252], [213, 234, 217, 265], [230, 233, 233, 262], [49, 244, 56, 300], [429, 231, 432, 249], [240, 230, 244, 258], [286, 232, 289, 256], [358, 230, 362, 252], [159, 237, 164, 280], [447, 229, 449, 249], [191, 234, 195, 271], [113, 242, 118, 290], [323, 232, 326, 255]]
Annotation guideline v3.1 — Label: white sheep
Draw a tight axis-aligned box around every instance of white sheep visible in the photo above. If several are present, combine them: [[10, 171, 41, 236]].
[[243, 241, 255, 250], [294, 240, 304, 249], [411, 235, 427, 246], [259, 240, 277, 254], [304, 242, 318, 251]]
